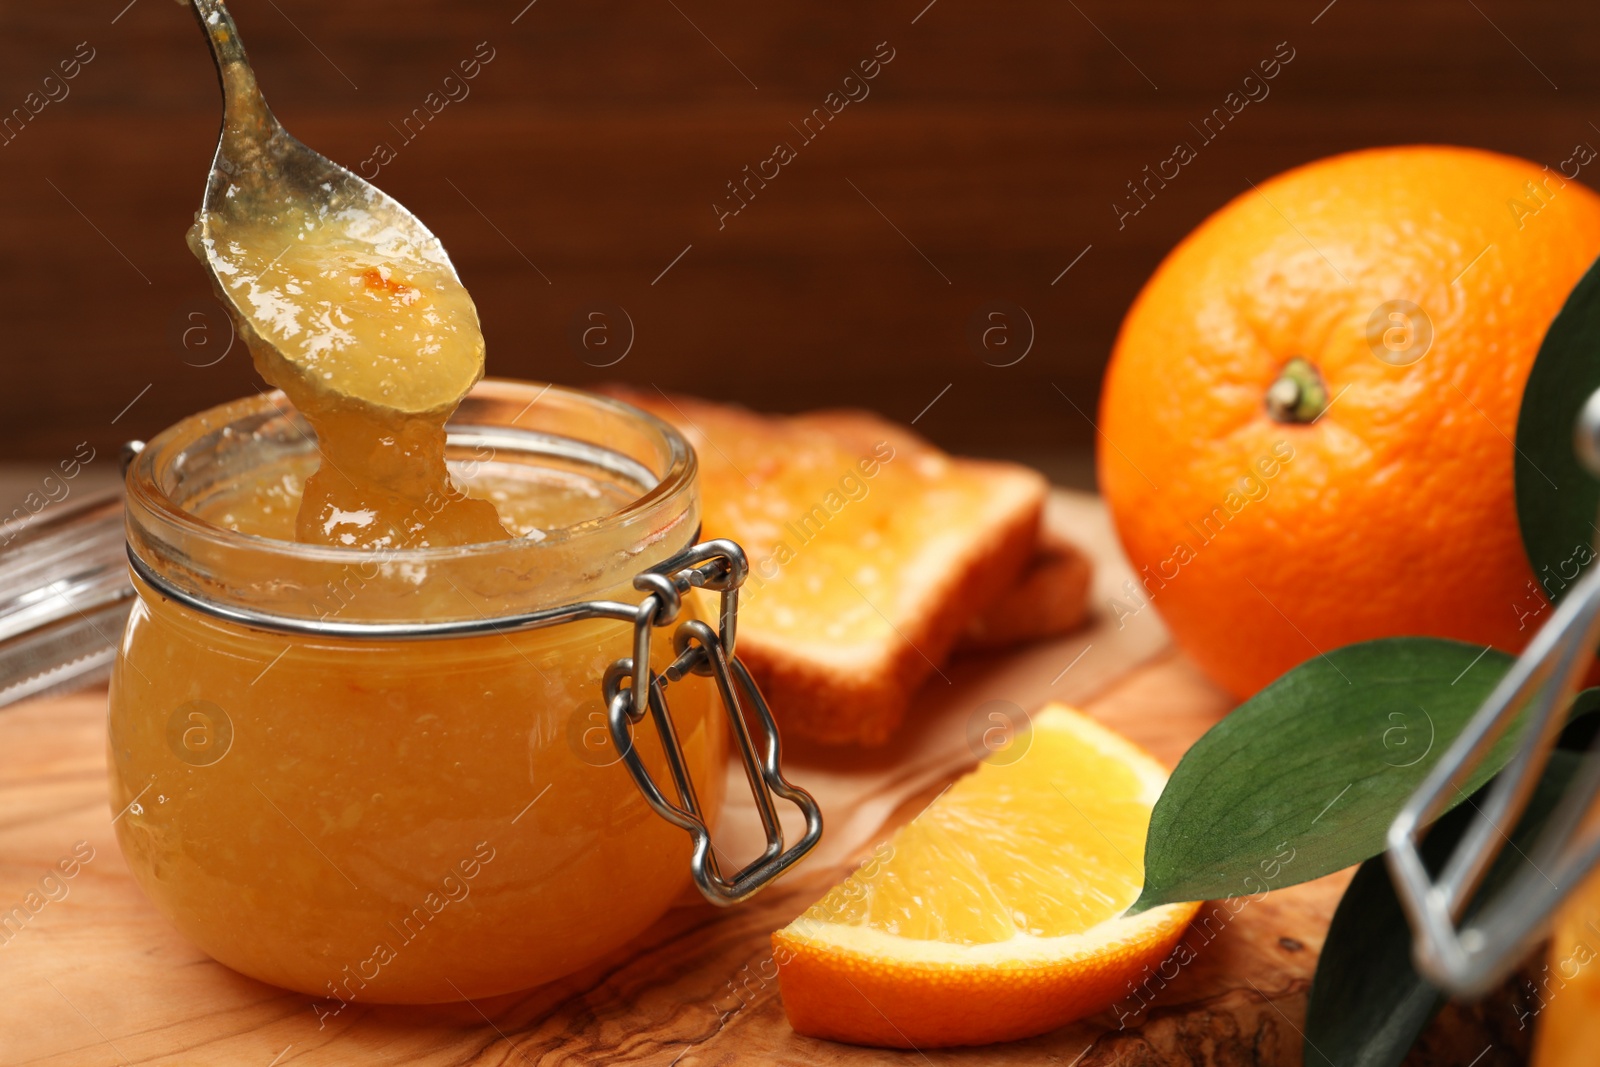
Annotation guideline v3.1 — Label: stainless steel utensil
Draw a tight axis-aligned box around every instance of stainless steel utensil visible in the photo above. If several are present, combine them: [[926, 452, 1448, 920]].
[[186, 0, 468, 406], [1388, 387, 1600, 995], [0, 492, 132, 708]]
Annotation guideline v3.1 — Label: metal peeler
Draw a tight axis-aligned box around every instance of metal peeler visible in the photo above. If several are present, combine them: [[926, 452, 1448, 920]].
[[1388, 388, 1600, 996]]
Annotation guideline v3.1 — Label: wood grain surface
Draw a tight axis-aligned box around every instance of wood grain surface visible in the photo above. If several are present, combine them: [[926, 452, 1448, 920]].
[[0, 492, 1530, 1065], [3, 1, 1600, 470]]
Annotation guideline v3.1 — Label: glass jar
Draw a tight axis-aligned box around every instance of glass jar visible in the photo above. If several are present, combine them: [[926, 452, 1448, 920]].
[[108, 380, 818, 1005]]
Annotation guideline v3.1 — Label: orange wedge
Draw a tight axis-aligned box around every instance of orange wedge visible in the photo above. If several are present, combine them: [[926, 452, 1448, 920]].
[[772, 703, 1200, 1048]]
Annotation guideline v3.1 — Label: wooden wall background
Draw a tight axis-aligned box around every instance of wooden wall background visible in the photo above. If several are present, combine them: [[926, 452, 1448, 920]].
[[2, 0, 1599, 469]]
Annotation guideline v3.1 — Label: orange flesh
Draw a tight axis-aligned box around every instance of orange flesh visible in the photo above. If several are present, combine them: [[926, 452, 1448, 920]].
[[791, 708, 1160, 944], [771, 705, 1199, 1049]]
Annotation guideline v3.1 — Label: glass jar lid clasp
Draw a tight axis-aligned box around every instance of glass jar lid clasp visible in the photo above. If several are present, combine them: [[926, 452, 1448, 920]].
[[603, 539, 823, 905]]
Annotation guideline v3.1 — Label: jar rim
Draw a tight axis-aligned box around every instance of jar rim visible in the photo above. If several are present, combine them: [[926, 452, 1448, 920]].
[[124, 379, 702, 626]]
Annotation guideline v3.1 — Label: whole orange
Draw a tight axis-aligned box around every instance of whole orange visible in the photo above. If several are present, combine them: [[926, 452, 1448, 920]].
[[1098, 145, 1600, 698]]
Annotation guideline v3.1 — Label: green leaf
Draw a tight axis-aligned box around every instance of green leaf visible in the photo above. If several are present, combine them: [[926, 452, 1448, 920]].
[[1515, 251, 1600, 606], [1133, 637, 1518, 912], [1304, 751, 1581, 1067], [1560, 686, 1600, 749]]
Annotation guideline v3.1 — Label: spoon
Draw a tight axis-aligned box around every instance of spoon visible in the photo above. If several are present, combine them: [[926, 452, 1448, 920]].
[[185, 0, 485, 417]]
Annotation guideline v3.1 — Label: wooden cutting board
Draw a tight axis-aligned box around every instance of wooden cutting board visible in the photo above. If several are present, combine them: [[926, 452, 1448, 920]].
[[0, 492, 1530, 1066]]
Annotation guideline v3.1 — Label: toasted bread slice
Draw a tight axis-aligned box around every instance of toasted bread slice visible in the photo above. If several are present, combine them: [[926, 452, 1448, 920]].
[[959, 507, 1093, 651], [604, 389, 1046, 746]]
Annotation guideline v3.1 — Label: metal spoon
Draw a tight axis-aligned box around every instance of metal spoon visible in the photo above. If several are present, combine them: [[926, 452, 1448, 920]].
[[185, 0, 482, 415]]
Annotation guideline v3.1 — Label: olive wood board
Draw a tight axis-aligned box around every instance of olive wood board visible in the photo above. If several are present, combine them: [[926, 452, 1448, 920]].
[[0, 491, 1532, 1066]]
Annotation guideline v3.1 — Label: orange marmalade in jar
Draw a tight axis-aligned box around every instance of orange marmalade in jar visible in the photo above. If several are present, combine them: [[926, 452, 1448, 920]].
[[109, 380, 819, 1005]]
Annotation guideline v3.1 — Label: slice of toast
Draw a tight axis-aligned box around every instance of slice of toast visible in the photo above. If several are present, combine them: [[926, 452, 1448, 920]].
[[785, 421, 1092, 655], [959, 502, 1093, 651], [604, 389, 1047, 746]]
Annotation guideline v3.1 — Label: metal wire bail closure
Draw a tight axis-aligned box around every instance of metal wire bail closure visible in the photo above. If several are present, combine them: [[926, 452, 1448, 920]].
[[602, 539, 823, 906], [1386, 386, 1600, 996]]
